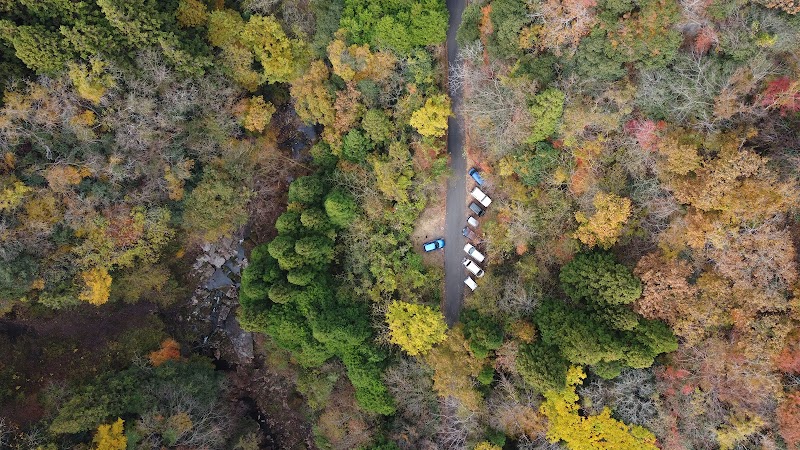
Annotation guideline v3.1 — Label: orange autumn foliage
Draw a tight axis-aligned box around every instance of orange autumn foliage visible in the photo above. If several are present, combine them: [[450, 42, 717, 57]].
[[778, 391, 800, 448], [776, 331, 800, 374], [149, 338, 182, 367]]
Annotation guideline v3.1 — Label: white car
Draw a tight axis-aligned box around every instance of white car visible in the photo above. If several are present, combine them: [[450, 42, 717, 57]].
[[470, 187, 492, 207], [464, 276, 478, 291], [467, 216, 479, 228], [462, 258, 485, 278], [463, 243, 485, 263]]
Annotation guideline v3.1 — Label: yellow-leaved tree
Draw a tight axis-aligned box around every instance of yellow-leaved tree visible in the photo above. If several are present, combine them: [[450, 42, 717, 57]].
[[93, 418, 126, 450], [573, 191, 631, 249], [425, 325, 484, 411], [386, 300, 447, 356], [474, 442, 503, 450], [176, 0, 208, 28], [68, 59, 116, 105], [540, 366, 658, 450], [410, 94, 451, 138], [0, 176, 31, 211], [79, 267, 112, 306], [240, 96, 275, 133]]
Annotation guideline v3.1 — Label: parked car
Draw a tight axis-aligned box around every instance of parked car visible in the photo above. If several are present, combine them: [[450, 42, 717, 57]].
[[469, 167, 485, 186], [463, 243, 485, 263], [462, 258, 485, 278], [468, 202, 485, 217], [422, 238, 445, 252], [467, 216, 479, 228], [470, 187, 492, 207], [464, 276, 478, 291], [462, 226, 477, 241]]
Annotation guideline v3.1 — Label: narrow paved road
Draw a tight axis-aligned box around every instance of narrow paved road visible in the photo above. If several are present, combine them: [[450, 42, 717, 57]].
[[443, 0, 466, 326]]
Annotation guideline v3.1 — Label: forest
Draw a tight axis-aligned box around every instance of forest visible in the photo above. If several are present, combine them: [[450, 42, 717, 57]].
[[0, 0, 799, 448]]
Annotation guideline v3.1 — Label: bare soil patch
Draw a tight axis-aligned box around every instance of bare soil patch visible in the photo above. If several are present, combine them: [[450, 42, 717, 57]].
[[412, 196, 447, 267]]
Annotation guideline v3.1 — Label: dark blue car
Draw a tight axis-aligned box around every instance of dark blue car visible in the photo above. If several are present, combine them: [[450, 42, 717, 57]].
[[423, 239, 445, 252], [469, 168, 485, 185]]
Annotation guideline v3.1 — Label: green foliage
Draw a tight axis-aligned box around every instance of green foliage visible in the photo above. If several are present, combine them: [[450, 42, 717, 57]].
[[324, 190, 358, 228], [311, 142, 339, 170], [488, 0, 527, 59], [456, 3, 482, 46], [288, 175, 325, 205], [571, 0, 680, 80], [310, 0, 344, 57], [515, 54, 557, 88], [477, 365, 495, 385], [513, 142, 560, 186], [342, 129, 374, 162], [517, 341, 570, 393], [559, 252, 643, 306], [239, 171, 394, 415], [569, 28, 627, 81], [403, 49, 436, 89], [600, 0, 635, 15], [0, 24, 73, 74], [182, 168, 251, 242], [341, 346, 396, 414], [49, 358, 221, 435], [0, 0, 212, 76], [361, 109, 393, 144], [461, 310, 504, 359], [339, 0, 448, 53], [528, 88, 565, 143], [296, 369, 339, 411], [526, 251, 676, 375]]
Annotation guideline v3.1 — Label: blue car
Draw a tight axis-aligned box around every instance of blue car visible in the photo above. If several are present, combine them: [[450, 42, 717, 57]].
[[469, 168, 485, 185], [423, 239, 445, 252]]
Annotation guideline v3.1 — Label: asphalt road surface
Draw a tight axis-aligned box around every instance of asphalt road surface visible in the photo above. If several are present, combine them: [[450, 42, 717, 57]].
[[443, 0, 466, 326]]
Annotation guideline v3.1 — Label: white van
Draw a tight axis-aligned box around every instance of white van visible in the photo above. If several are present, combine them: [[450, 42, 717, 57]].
[[463, 243, 485, 263], [462, 258, 485, 278], [467, 216, 478, 228], [470, 187, 492, 207], [464, 277, 478, 291]]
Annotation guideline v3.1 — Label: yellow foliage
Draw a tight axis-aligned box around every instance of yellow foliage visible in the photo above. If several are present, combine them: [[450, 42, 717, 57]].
[[425, 325, 484, 411], [573, 192, 631, 249], [326, 38, 397, 83], [410, 94, 451, 138], [541, 366, 659, 450], [474, 442, 502, 450], [68, 59, 116, 105], [79, 267, 113, 306], [387, 301, 447, 356], [241, 96, 275, 133], [715, 411, 766, 450], [93, 418, 126, 450], [656, 132, 702, 177], [168, 411, 194, 436], [207, 9, 244, 48], [176, 0, 208, 28], [220, 45, 262, 92], [23, 193, 62, 231], [71, 109, 97, 127], [164, 160, 195, 201], [0, 176, 31, 211], [290, 60, 335, 127]]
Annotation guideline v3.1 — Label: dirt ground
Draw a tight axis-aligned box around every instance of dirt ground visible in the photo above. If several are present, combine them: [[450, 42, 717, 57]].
[[411, 195, 447, 267]]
